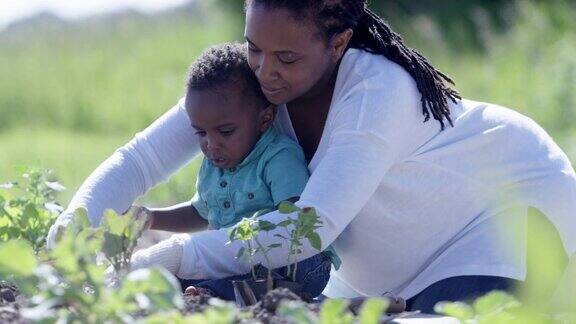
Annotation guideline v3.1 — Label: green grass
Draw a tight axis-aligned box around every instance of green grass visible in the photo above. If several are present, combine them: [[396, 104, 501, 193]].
[[0, 128, 202, 206], [0, 7, 238, 135]]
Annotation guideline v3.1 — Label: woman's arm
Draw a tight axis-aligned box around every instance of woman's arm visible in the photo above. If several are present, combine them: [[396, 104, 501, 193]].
[[47, 98, 200, 247], [173, 130, 395, 280], [149, 202, 208, 233]]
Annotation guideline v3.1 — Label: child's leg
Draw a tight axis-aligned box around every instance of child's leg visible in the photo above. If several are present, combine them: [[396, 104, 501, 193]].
[[288, 252, 332, 299], [178, 253, 331, 300]]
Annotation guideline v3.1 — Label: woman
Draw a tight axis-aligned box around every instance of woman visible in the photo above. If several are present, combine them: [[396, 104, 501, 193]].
[[47, 0, 576, 313]]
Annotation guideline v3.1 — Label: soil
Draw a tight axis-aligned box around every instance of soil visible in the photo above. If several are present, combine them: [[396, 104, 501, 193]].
[[249, 288, 318, 323], [3, 282, 322, 323], [182, 287, 319, 323], [0, 281, 27, 324]]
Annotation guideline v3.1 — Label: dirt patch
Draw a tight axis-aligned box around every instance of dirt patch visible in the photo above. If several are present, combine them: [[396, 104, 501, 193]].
[[3, 280, 319, 323], [0, 281, 27, 324]]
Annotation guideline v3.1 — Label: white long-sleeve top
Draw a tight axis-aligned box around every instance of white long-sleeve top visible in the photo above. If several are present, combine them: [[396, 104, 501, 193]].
[[51, 48, 576, 299]]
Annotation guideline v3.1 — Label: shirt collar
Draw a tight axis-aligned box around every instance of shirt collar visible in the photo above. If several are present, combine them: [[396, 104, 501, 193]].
[[232, 126, 278, 171]]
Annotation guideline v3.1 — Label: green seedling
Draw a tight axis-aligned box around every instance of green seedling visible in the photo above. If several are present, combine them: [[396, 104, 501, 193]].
[[228, 213, 280, 290], [0, 168, 64, 253], [276, 202, 323, 281], [100, 208, 147, 278], [0, 206, 183, 323]]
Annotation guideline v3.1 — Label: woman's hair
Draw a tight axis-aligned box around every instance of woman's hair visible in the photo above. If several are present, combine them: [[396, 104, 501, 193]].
[[186, 42, 268, 107], [246, 0, 460, 129]]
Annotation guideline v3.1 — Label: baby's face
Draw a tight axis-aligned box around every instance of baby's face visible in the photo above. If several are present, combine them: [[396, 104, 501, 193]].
[[186, 88, 273, 169]]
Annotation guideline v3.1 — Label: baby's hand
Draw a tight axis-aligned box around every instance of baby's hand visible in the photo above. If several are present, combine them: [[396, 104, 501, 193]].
[[184, 286, 215, 298]]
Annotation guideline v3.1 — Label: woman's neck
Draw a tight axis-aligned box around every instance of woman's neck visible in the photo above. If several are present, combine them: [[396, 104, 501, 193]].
[[287, 61, 339, 112], [285, 61, 340, 163]]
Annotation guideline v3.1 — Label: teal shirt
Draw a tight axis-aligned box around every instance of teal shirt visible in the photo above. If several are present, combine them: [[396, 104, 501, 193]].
[[190, 126, 342, 269], [191, 126, 309, 229]]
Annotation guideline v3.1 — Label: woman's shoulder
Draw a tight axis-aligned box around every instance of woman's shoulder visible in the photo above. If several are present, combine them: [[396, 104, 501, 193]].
[[339, 48, 415, 89], [329, 49, 425, 129], [332, 49, 419, 115]]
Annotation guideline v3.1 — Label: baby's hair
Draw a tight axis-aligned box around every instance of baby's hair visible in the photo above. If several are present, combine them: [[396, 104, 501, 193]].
[[186, 42, 268, 107], [245, 0, 461, 129]]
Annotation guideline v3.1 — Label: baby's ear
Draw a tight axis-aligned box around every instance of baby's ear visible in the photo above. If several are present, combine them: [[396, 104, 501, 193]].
[[259, 104, 276, 132]]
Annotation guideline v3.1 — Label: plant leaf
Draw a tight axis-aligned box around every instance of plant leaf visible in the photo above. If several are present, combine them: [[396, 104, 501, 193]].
[[102, 209, 129, 236], [236, 247, 246, 259], [434, 301, 475, 321], [473, 291, 521, 315], [307, 232, 322, 251], [0, 240, 37, 277], [258, 220, 276, 231], [320, 299, 353, 324], [102, 232, 125, 259], [253, 208, 272, 218], [359, 298, 388, 324], [278, 201, 300, 214]]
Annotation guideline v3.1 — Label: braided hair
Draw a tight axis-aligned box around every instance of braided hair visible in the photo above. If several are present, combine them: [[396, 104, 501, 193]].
[[245, 0, 461, 129]]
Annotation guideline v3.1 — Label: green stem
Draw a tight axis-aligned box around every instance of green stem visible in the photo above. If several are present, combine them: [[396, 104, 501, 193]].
[[254, 236, 274, 291], [247, 241, 256, 280], [289, 227, 302, 282]]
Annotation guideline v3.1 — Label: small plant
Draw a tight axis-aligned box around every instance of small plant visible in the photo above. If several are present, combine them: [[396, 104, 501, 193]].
[[276, 202, 323, 281], [99, 208, 148, 277], [433, 291, 554, 324], [0, 209, 184, 323], [227, 202, 325, 305], [229, 202, 323, 282], [0, 167, 64, 253], [228, 213, 280, 290]]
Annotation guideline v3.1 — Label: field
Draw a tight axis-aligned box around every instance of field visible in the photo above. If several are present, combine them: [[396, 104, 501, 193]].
[[0, 1, 575, 322], [1, 1, 575, 207]]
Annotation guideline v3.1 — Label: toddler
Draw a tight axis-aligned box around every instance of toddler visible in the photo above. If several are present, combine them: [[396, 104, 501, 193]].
[[128, 43, 333, 300]]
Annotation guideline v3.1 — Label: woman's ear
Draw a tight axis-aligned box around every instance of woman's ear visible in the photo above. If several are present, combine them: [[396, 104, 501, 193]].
[[330, 29, 354, 62], [259, 104, 276, 132]]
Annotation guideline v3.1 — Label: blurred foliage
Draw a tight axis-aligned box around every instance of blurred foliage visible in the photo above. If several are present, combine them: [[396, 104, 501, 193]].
[[0, 168, 63, 252], [0, 211, 185, 323]]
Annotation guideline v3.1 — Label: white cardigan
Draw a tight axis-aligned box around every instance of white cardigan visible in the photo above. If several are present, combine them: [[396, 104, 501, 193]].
[[49, 48, 576, 299]]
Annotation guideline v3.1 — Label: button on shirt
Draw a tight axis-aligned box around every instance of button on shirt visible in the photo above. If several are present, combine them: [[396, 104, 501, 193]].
[[191, 126, 309, 230]]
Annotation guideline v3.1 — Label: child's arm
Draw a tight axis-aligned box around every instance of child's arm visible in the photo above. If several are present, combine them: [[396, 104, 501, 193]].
[[147, 202, 208, 233]]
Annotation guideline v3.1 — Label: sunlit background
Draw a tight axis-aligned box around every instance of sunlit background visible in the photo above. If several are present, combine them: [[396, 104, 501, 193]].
[[0, 0, 575, 317], [0, 0, 575, 207]]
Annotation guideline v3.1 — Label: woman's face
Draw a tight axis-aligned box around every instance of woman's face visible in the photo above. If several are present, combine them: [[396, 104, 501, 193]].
[[245, 5, 335, 105]]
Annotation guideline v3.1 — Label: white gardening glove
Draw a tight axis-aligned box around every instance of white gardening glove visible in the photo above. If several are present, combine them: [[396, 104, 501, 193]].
[[46, 213, 74, 250], [104, 234, 186, 287]]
